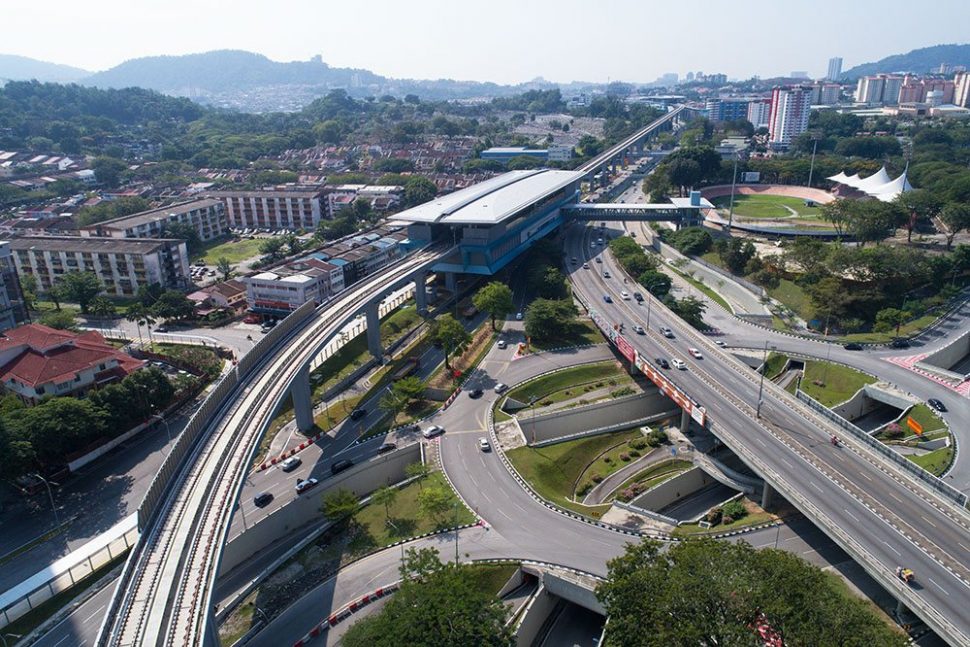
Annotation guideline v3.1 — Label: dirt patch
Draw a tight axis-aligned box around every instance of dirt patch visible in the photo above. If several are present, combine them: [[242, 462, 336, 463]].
[[427, 323, 493, 390], [495, 419, 526, 450]]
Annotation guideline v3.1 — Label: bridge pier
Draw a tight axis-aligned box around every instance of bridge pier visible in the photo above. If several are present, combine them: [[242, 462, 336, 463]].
[[365, 301, 383, 361], [680, 408, 691, 434], [761, 482, 775, 509], [415, 271, 428, 312], [444, 271, 457, 293], [292, 364, 314, 432]]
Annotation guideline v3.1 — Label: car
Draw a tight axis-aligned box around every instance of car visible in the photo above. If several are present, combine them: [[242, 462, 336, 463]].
[[295, 477, 319, 494], [515, 312, 523, 321], [595, 257, 602, 264], [603, 295, 613, 303], [890, 338, 911, 349], [660, 327, 674, 338], [155, 326, 169, 333], [620, 291, 630, 300], [603, 270, 611, 278], [597, 238, 604, 244], [350, 408, 367, 421], [843, 342, 863, 351], [479, 437, 491, 452], [253, 492, 273, 507], [494, 383, 509, 394], [590, 241, 597, 247], [468, 388, 484, 399], [633, 324, 645, 335], [655, 357, 670, 369], [570, 257, 578, 264], [600, 222, 606, 228], [377, 442, 397, 454], [688, 348, 703, 359], [422, 425, 444, 439], [714, 340, 726, 347], [633, 292, 643, 302], [928, 398, 947, 412], [671, 358, 687, 370], [330, 459, 354, 475], [582, 262, 590, 269], [281, 456, 302, 472], [497, 339, 507, 349]]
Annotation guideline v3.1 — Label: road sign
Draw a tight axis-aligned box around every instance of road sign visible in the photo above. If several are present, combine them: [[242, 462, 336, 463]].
[[907, 416, 923, 435]]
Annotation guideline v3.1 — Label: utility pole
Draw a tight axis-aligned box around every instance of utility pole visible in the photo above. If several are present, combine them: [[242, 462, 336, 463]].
[[33, 474, 59, 527], [727, 152, 740, 229], [756, 340, 775, 419], [807, 137, 819, 188], [454, 500, 460, 565]]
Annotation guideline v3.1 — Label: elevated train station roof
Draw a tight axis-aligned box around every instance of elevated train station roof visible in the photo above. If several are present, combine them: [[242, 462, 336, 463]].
[[395, 169, 582, 226]]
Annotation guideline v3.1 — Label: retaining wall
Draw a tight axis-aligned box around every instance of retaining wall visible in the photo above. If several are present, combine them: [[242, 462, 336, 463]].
[[916, 330, 970, 379], [514, 585, 557, 647], [522, 390, 673, 444], [628, 465, 714, 512]]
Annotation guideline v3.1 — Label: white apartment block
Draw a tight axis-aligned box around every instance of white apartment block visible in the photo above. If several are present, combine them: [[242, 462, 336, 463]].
[[768, 87, 812, 149], [79, 198, 227, 242], [746, 99, 771, 130], [9, 237, 191, 297], [208, 190, 325, 230]]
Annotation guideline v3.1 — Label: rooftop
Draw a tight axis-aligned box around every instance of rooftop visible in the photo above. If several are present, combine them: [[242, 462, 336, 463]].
[[82, 198, 222, 230], [9, 236, 180, 255], [395, 169, 582, 226], [207, 189, 324, 199]]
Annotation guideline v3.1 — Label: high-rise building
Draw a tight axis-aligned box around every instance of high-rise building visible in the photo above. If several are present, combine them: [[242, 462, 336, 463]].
[[0, 241, 27, 332], [704, 99, 751, 122], [898, 77, 956, 104], [827, 57, 843, 81], [807, 83, 841, 105], [767, 86, 811, 149], [955, 72, 970, 108], [747, 98, 772, 129], [208, 190, 326, 231], [855, 74, 904, 105]]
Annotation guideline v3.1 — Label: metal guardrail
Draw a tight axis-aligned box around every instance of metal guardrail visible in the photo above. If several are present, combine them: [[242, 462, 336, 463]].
[[795, 389, 968, 508]]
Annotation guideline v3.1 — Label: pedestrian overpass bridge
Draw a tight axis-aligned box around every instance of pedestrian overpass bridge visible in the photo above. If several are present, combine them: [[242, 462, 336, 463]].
[[563, 194, 713, 226]]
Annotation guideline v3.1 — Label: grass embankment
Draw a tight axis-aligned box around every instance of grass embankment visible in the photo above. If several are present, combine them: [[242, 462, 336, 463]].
[[767, 278, 814, 322], [529, 319, 604, 351], [505, 430, 642, 519], [194, 236, 269, 264], [465, 563, 520, 596], [505, 361, 625, 406], [710, 194, 821, 219], [763, 352, 790, 380], [903, 404, 946, 435], [788, 360, 875, 407], [610, 459, 692, 500], [665, 263, 732, 312], [907, 447, 954, 476]]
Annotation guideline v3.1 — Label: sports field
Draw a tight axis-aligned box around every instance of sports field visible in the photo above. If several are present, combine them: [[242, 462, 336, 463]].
[[711, 194, 822, 219]]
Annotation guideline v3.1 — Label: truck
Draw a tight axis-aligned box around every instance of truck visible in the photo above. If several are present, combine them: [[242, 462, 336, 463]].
[[392, 357, 421, 381]]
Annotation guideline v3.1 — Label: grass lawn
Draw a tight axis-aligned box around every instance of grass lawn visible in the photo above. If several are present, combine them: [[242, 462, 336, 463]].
[[576, 434, 655, 494], [840, 314, 938, 343], [505, 361, 625, 405], [767, 278, 814, 322], [907, 446, 954, 476], [710, 194, 821, 219], [763, 352, 790, 380], [903, 404, 946, 434], [529, 319, 604, 351], [666, 264, 732, 312], [465, 563, 520, 596], [505, 429, 639, 519], [795, 361, 876, 407], [674, 511, 776, 537], [193, 236, 268, 264]]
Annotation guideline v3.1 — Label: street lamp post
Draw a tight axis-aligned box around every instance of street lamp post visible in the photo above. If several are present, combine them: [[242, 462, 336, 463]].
[[755, 340, 775, 419], [643, 277, 666, 331], [528, 396, 539, 445], [727, 152, 740, 230], [453, 500, 460, 565], [33, 473, 59, 527], [152, 413, 172, 444], [807, 137, 819, 188]]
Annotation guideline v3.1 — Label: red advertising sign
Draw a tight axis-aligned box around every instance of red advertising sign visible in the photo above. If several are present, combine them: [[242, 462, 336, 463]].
[[615, 335, 636, 363]]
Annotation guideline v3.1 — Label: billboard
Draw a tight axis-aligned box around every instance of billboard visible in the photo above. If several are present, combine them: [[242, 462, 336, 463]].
[[616, 335, 636, 363], [741, 171, 761, 183]]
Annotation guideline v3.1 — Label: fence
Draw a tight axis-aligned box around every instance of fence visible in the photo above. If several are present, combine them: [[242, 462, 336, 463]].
[[0, 515, 138, 629], [795, 389, 968, 508]]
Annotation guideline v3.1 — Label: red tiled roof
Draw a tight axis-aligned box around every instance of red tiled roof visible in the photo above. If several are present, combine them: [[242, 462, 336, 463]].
[[0, 324, 145, 389]]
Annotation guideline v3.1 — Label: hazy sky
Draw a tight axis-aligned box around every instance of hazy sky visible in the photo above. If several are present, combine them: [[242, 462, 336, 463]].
[[6, 0, 970, 83]]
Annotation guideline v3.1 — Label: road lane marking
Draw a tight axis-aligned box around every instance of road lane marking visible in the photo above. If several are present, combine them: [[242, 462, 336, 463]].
[[843, 508, 859, 523], [883, 541, 901, 556], [959, 542, 970, 553], [782, 458, 794, 469], [921, 515, 938, 529], [810, 481, 823, 492], [927, 577, 950, 595], [84, 604, 106, 623], [52, 637, 71, 647]]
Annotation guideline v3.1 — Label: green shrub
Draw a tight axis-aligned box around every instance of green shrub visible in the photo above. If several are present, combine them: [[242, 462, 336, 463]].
[[722, 500, 747, 520]]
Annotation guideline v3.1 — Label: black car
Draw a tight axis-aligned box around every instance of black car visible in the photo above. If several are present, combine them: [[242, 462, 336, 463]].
[[253, 492, 273, 507], [377, 442, 397, 454], [633, 292, 643, 302], [889, 338, 911, 349], [843, 343, 863, 351], [655, 357, 670, 369], [928, 398, 947, 412], [350, 408, 367, 421], [331, 459, 354, 475], [468, 388, 484, 399]]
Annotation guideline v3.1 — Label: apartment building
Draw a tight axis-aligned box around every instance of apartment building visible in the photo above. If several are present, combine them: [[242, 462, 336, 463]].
[[79, 198, 227, 242], [243, 258, 345, 315], [9, 237, 191, 297], [208, 190, 325, 231], [767, 86, 812, 149], [0, 242, 28, 332]]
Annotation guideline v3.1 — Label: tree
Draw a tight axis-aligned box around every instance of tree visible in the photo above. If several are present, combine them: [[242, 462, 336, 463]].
[[258, 236, 286, 261], [667, 158, 702, 195], [91, 156, 128, 188], [402, 176, 438, 208], [820, 199, 854, 236], [215, 257, 234, 282], [19, 274, 38, 312], [57, 272, 103, 313], [597, 538, 907, 647], [125, 303, 156, 345], [715, 238, 757, 275], [88, 297, 116, 331], [637, 270, 672, 298], [874, 307, 911, 335], [433, 314, 471, 370], [523, 298, 577, 342], [39, 309, 77, 330], [342, 548, 513, 647], [405, 461, 431, 488], [473, 282, 514, 331], [322, 488, 361, 522], [417, 485, 452, 524], [380, 376, 425, 417], [847, 201, 900, 246], [667, 296, 707, 329], [18, 398, 108, 466], [939, 202, 970, 249], [370, 485, 398, 521], [161, 222, 202, 253], [663, 227, 713, 255], [894, 189, 942, 243], [151, 290, 194, 321]]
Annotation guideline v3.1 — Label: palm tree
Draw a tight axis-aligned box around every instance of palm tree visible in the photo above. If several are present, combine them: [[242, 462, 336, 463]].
[[89, 297, 116, 335], [140, 310, 158, 347], [125, 304, 145, 344]]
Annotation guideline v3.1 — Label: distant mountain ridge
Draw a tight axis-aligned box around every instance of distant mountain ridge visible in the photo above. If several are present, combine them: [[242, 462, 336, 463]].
[[842, 43, 970, 79], [0, 54, 90, 83]]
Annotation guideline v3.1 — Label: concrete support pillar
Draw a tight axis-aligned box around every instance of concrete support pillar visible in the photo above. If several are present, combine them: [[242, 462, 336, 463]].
[[292, 364, 314, 432], [365, 301, 383, 361], [895, 598, 908, 618], [761, 482, 774, 510], [680, 408, 691, 434], [414, 272, 427, 312], [444, 271, 457, 293]]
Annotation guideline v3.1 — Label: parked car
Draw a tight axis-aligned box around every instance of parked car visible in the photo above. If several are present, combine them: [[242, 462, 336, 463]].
[[422, 425, 444, 439], [843, 342, 863, 351], [253, 492, 273, 507], [377, 442, 397, 455], [330, 459, 353, 475], [688, 348, 703, 359], [928, 398, 947, 412], [479, 438, 491, 452], [655, 357, 670, 369], [350, 408, 367, 421], [671, 358, 687, 370], [494, 383, 509, 394], [281, 457, 302, 472], [515, 312, 523, 321], [633, 324, 645, 334], [660, 327, 674, 338], [468, 388, 484, 399], [295, 477, 319, 494], [497, 339, 507, 349]]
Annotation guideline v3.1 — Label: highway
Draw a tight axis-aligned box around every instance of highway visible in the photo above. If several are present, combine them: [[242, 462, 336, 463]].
[[567, 221, 970, 643], [96, 245, 446, 647]]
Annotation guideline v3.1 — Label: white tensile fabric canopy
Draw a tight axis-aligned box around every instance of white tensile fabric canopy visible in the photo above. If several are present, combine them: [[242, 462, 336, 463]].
[[828, 167, 912, 201], [853, 167, 892, 192], [871, 172, 913, 202]]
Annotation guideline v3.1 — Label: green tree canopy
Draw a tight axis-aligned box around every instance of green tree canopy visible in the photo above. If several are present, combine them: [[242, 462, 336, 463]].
[[524, 298, 577, 342], [57, 271, 103, 313], [473, 282, 514, 331], [432, 314, 471, 370]]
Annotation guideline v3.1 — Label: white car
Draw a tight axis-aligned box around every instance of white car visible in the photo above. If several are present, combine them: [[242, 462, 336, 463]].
[[671, 358, 687, 370], [422, 425, 444, 439], [621, 291, 630, 300], [497, 339, 507, 349], [714, 340, 727, 347], [633, 324, 645, 335], [688, 348, 703, 359], [515, 312, 523, 321], [478, 438, 491, 452], [583, 262, 590, 269]]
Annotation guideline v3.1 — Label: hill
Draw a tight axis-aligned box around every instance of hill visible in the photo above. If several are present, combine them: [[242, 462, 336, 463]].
[[842, 43, 970, 79], [0, 54, 90, 83]]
